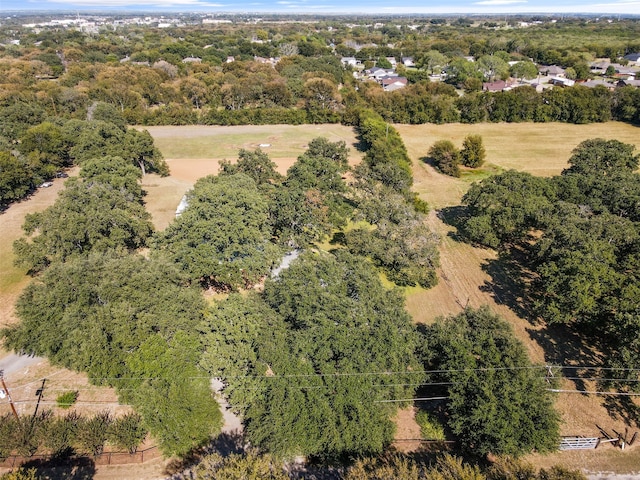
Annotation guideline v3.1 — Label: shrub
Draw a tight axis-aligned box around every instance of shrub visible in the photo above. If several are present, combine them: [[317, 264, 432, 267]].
[[460, 134, 486, 168], [428, 140, 461, 177], [56, 391, 79, 409], [108, 413, 147, 453], [415, 410, 446, 440]]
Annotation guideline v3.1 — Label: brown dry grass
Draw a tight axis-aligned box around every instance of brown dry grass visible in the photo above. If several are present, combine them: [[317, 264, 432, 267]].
[[397, 122, 640, 474]]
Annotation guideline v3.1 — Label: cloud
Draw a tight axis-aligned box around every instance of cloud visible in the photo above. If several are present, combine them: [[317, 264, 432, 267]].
[[44, 0, 225, 6], [474, 0, 527, 4]]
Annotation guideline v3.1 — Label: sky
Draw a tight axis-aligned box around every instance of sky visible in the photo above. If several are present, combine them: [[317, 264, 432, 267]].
[[1, 0, 639, 15]]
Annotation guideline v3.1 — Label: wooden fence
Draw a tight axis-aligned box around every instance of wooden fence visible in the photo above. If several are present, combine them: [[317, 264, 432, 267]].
[[0, 445, 160, 469]]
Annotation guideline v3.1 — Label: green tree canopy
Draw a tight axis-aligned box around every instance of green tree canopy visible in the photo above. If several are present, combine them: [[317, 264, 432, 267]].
[[14, 177, 153, 274], [346, 186, 439, 288], [428, 140, 461, 177], [3, 253, 206, 381], [220, 148, 283, 186], [122, 332, 222, 457], [201, 251, 422, 458], [460, 134, 486, 168], [461, 170, 557, 248], [155, 173, 281, 290], [421, 307, 560, 458]]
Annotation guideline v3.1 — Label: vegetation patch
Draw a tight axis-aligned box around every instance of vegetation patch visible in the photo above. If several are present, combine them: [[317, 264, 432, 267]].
[[56, 390, 79, 409]]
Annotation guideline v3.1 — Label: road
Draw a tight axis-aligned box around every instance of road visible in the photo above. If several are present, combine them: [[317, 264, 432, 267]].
[[0, 353, 43, 377]]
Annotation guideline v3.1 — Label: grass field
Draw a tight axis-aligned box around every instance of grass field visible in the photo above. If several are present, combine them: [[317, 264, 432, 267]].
[[2, 122, 640, 475], [141, 124, 364, 230]]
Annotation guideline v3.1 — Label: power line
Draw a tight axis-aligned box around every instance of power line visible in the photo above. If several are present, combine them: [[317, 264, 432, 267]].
[[549, 389, 640, 397]]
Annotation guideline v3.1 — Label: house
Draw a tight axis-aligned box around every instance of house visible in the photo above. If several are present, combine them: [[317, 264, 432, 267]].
[[617, 79, 640, 88], [589, 60, 610, 74], [381, 76, 407, 91], [549, 77, 575, 87], [613, 64, 640, 77], [385, 57, 397, 68], [482, 80, 513, 92], [538, 65, 565, 77], [226, 56, 235, 63], [581, 79, 616, 90], [402, 57, 415, 67], [182, 57, 201, 63], [366, 67, 396, 80], [623, 53, 640, 66], [341, 57, 358, 67]]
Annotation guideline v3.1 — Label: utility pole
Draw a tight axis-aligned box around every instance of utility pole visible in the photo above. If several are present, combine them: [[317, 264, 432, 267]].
[[32, 378, 46, 421], [0, 369, 19, 419]]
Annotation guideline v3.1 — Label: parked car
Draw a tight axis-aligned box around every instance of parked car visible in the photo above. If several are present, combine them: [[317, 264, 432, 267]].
[[40, 182, 54, 188], [55, 172, 69, 178]]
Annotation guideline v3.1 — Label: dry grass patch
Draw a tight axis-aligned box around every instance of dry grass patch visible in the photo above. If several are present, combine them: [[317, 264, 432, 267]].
[[397, 121, 640, 179], [400, 122, 640, 471]]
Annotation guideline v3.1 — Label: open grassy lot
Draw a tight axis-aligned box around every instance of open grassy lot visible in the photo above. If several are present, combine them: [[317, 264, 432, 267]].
[[142, 124, 363, 231], [397, 121, 640, 186]]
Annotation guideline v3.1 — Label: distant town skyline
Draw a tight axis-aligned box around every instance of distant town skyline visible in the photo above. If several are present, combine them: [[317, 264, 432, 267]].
[[2, 0, 639, 15]]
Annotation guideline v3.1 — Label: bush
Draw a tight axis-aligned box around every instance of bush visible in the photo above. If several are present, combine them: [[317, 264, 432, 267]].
[[428, 140, 461, 177], [56, 390, 79, 409], [76, 411, 111, 455], [108, 413, 147, 453], [415, 410, 445, 440], [460, 134, 486, 168]]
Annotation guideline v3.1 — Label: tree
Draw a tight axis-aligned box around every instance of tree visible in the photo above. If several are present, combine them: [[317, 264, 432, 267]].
[[3, 253, 206, 381], [346, 186, 440, 288], [187, 450, 289, 480], [421, 307, 560, 457], [76, 411, 111, 455], [270, 138, 351, 247], [13, 177, 153, 274], [155, 173, 281, 290], [477, 55, 509, 81], [461, 170, 556, 248], [202, 251, 422, 458], [562, 138, 638, 177], [122, 332, 223, 457], [418, 50, 448, 75], [18, 122, 69, 168], [121, 128, 169, 177], [428, 140, 461, 177], [460, 134, 486, 168], [376, 57, 392, 69], [79, 155, 144, 197], [303, 77, 340, 111], [108, 413, 147, 453], [509, 61, 539, 81], [219, 148, 283, 186], [0, 152, 34, 206]]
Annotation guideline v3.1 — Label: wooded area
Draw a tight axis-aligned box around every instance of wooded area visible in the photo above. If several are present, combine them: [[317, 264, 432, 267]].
[[1, 13, 639, 479]]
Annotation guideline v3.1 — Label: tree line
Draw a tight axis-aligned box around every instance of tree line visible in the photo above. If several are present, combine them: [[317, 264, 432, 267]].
[[0, 411, 146, 459]]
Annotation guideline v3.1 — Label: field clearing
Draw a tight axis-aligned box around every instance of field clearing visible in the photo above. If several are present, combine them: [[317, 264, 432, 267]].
[[397, 121, 640, 189], [142, 124, 363, 231]]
